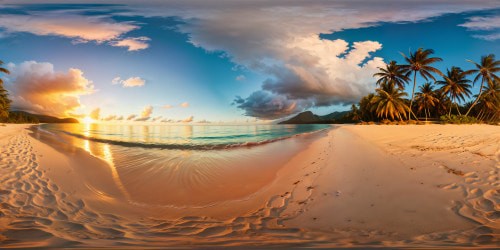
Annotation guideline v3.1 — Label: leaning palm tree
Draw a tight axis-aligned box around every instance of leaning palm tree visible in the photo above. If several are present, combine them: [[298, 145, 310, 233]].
[[370, 84, 409, 121], [373, 61, 410, 89], [0, 60, 11, 121], [415, 83, 439, 121], [476, 80, 500, 122], [464, 54, 500, 116], [400, 48, 443, 120], [437, 67, 472, 117]]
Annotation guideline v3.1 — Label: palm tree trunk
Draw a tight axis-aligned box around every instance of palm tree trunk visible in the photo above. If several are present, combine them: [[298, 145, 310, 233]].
[[424, 107, 428, 121], [478, 109, 485, 121], [408, 71, 417, 121], [456, 103, 462, 115], [465, 78, 485, 117], [448, 96, 453, 117]]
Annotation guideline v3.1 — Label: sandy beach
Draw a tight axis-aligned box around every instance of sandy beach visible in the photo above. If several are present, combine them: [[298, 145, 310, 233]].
[[0, 123, 498, 248]]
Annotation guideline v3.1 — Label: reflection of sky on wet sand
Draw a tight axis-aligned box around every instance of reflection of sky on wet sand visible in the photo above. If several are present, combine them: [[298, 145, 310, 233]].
[[37, 124, 328, 207]]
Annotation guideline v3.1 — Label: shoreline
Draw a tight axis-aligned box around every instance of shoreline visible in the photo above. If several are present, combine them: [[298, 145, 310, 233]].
[[0, 124, 498, 247]]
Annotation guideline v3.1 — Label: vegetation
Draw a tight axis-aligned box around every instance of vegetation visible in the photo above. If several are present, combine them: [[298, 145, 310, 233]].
[[0, 60, 11, 121], [436, 67, 472, 117], [347, 49, 499, 124], [6, 112, 39, 124], [415, 83, 438, 121], [400, 48, 443, 120]]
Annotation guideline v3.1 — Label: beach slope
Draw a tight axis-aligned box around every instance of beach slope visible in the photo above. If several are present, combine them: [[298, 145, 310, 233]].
[[0, 124, 498, 247]]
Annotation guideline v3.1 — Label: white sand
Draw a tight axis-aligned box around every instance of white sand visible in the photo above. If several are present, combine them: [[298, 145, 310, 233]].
[[0, 123, 498, 247]]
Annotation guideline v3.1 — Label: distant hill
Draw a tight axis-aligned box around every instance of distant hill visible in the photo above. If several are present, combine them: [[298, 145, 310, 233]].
[[10, 111, 79, 123], [279, 110, 349, 124]]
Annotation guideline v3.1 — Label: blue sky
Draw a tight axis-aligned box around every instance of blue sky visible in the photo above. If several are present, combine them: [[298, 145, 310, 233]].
[[0, 1, 498, 122]]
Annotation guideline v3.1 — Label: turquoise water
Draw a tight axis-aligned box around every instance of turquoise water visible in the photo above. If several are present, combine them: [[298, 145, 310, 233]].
[[41, 123, 330, 150]]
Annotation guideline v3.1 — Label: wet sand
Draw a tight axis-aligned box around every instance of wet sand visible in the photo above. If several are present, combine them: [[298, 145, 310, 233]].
[[0, 124, 498, 248]]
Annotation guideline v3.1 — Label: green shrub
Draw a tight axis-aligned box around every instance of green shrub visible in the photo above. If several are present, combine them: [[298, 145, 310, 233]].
[[440, 115, 479, 124]]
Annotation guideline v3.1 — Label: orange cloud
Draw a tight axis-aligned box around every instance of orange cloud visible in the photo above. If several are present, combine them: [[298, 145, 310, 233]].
[[134, 105, 153, 121], [89, 108, 100, 120], [111, 37, 151, 51], [6, 61, 94, 117], [180, 102, 190, 108], [112, 76, 146, 87], [181, 115, 193, 123]]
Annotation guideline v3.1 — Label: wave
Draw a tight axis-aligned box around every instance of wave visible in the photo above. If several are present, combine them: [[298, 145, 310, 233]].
[[51, 128, 330, 151]]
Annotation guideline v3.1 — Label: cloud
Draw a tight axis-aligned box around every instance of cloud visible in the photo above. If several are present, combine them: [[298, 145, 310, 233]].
[[161, 118, 174, 123], [459, 16, 500, 41], [110, 36, 151, 51], [151, 116, 163, 122], [122, 0, 496, 119], [135, 105, 153, 121], [126, 114, 137, 120], [181, 115, 194, 123], [163, 104, 173, 109], [472, 33, 500, 41], [235, 75, 246, 81], [102, 115, 117, 121], [459, 16, 500, 31], [112, 76, 146, 87], [0, 7, 153, 51], [180, 102, 190, 108], [5, 61, 94, 117], [233, 91, 310, 119], [234, 38, 384, 118], [0, 12, 150, 50], [116, 115, 124, 121], [89, 108, 100, 120]]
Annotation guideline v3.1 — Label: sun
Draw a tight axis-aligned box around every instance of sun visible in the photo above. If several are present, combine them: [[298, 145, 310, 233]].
[[82, 116, 94, 124]]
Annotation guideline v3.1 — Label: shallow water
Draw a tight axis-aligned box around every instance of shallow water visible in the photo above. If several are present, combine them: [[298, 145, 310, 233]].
[[36, 124, 329, 207], [41, 123, 329, 150]]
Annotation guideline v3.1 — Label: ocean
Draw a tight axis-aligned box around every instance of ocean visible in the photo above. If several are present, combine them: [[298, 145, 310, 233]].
[[40, 123, 329, 150], [33, 123, 330, 206]]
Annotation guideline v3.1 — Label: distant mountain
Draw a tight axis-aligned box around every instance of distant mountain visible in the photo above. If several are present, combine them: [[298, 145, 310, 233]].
[[11, 111, 79, 123], [278, 110, 349, 124]]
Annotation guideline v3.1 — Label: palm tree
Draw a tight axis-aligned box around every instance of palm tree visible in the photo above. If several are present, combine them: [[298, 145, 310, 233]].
[[476, 80, 500, 122], [437, 67, 472, 117], [0, 60, 11, 121], [464, 54, 500, 116], [401, 48, 443, 120], [373, 61, 410, 89], [359, 93, 376, 121], [434, 88, 451, 117], [371, 84, 409, 121], [415, 82, 439, 121]]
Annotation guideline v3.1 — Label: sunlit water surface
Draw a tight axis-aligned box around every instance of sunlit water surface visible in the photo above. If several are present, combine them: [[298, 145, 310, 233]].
[[37, 124, 330, 206]]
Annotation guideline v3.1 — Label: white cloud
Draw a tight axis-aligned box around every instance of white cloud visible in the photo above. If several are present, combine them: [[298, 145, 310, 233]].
[[118, 0, 497, 118], [473, 33, 500, 41], [460, 16, 500, 41], [236, 75, 246, 81], [459, 16, 500, 31], [112, 76, 145, 87], [5, 61, 94, 117]]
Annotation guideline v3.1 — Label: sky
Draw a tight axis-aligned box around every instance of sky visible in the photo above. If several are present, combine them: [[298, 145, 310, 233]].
[[0, 0, 499, 123]]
